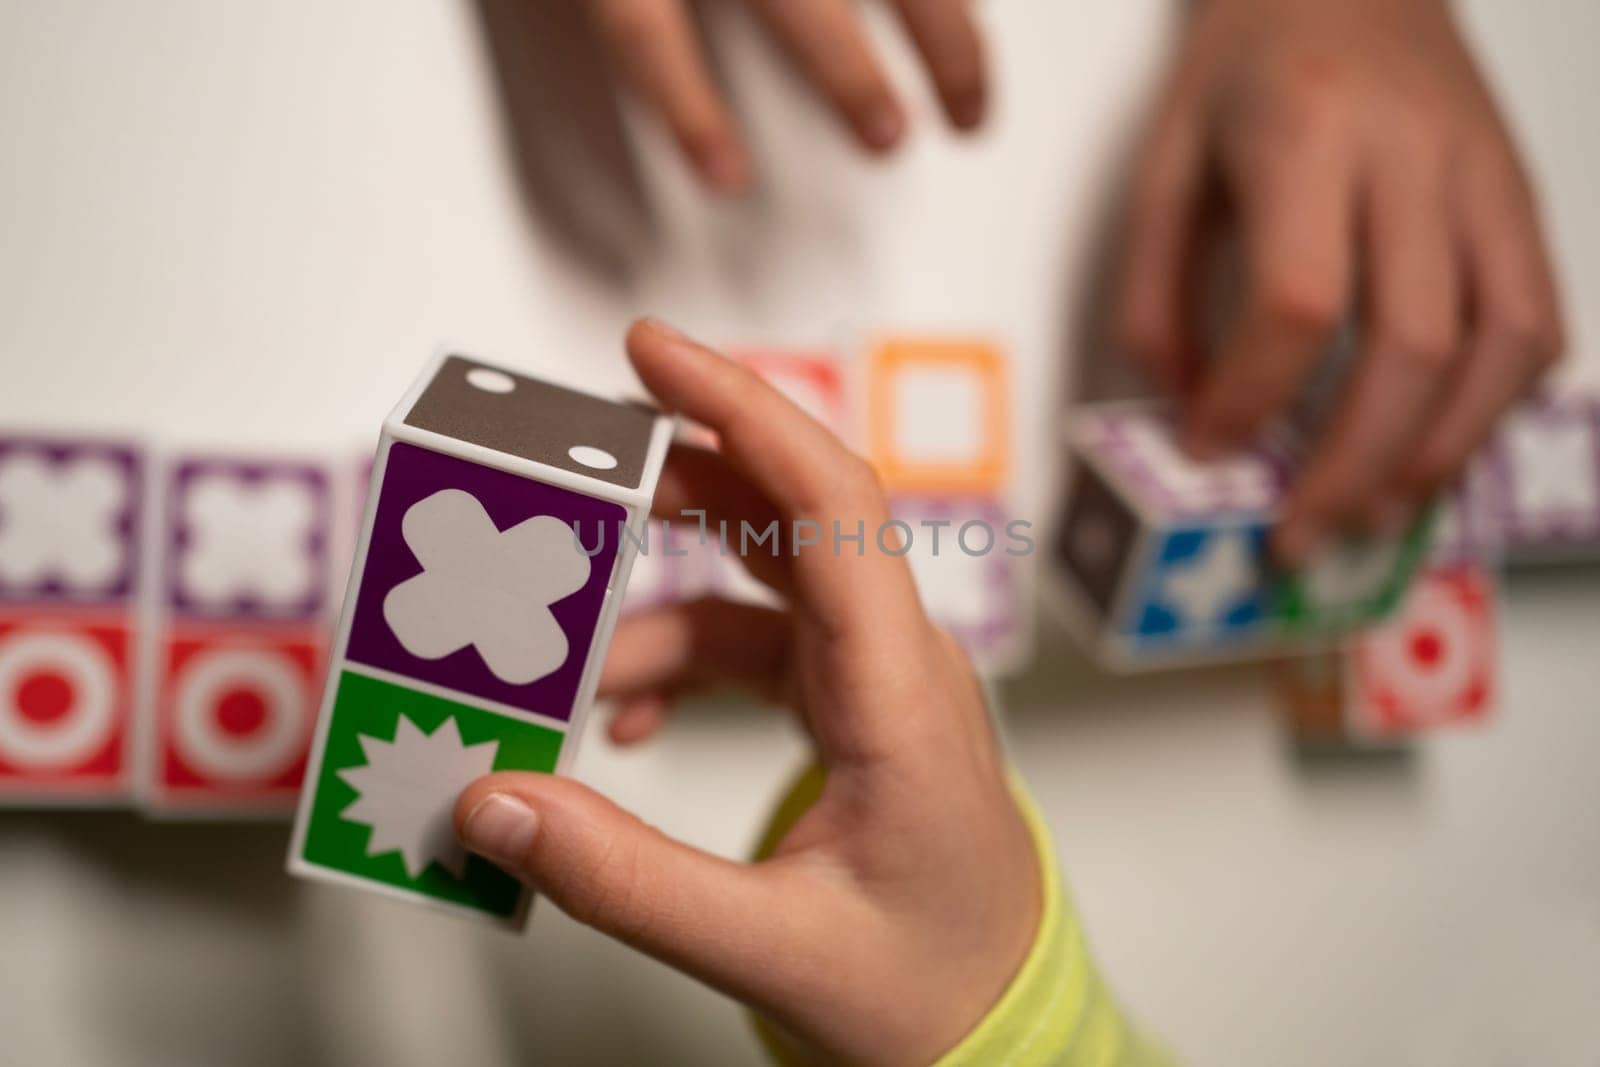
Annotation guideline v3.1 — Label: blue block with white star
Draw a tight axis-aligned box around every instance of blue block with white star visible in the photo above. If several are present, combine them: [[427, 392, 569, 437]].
[[1128, 524, 1272, 649], [1051, 402, 1432, 671]]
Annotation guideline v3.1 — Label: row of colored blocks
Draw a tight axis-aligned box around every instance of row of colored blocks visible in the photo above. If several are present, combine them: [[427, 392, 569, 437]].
[[0, 439, 343, 811], [0, 338, 1029, 814], [1051, 391, 1600, 671], [643, 341, 1029, 674], [729, 340, 1012, 496], [1279, 394, 1600, 743]]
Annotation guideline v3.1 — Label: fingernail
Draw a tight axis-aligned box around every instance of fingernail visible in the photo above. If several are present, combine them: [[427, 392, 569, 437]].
[[639, 317, 687, 342], [950, 91, 986, 130], [461, 793, 540, 866], [700, 145, 749, 193], [863, 104, 905, 150]]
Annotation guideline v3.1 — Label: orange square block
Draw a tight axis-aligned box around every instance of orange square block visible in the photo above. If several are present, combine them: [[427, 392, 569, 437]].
[[867, 339, 1008, 494]]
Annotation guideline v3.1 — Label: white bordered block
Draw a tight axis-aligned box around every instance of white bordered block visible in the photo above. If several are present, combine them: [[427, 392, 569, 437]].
[[1480, 393, 1600, 564], [0, 434, 146, 805], [288, 352, 672, 926], [1271, 561, 1499, 748], [141, 451, 336, 817], [866, 337, 1009, 494]]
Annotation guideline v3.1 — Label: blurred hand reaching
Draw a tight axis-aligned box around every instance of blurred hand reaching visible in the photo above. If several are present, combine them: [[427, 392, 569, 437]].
[[577, 0, 987, 192], [1115, 0, 1565, 563]]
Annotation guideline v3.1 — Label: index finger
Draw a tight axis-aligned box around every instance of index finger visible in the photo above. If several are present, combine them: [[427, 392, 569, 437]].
[[590, 0, 750, 192], [889, 0, 988, 129], [625, 320, 925, 639], [1185, 134, 1354, 456]]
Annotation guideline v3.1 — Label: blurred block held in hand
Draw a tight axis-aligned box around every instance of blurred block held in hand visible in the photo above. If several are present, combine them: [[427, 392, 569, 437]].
[[1050, 403, 1433, 672]]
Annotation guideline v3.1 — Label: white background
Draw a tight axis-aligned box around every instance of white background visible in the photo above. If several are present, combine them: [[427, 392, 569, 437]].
[[2, 1, 1598, 1064]]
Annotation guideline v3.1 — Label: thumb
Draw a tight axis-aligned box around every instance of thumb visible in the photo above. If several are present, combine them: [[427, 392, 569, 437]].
[[454, 771, 802, 999]]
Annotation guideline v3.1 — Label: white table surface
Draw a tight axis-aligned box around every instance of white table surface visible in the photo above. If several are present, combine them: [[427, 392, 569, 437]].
[[2, 2, 1597, 1064]]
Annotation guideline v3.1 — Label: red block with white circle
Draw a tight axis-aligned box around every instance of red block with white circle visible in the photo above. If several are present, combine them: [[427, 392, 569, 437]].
[[149, 625, 325, 811], [0, 611, 134, 799], [1349, 563, 1497, 738]]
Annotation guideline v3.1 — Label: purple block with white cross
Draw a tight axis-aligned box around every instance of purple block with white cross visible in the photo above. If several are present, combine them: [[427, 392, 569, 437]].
[[165, 456, 334, 621], [343, 441, 624, 721], [143, 452, 339, 816], [1478, 392, 1600, 563], [0, 436, 143, 606], [0, 434, 145, 803]]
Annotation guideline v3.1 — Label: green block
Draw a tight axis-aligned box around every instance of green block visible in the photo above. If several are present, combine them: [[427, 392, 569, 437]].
[[300, 670, 564, 919], [1275, 509, 1436, 632]]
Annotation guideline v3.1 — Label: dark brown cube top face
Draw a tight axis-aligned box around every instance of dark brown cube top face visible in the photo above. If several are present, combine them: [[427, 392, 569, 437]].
[[405, 355, 657, 491]]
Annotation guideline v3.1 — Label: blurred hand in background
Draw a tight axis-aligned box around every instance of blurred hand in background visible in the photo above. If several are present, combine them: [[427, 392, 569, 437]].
[[577, 0, 987, 192], [1115, 0, 1565, 564], [455, 321, 1040, 1065]]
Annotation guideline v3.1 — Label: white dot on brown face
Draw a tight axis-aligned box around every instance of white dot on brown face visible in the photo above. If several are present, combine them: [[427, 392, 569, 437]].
[[567, 445, 619, 471], [408, 356, 658, 490], [465, 368, 515, 394]]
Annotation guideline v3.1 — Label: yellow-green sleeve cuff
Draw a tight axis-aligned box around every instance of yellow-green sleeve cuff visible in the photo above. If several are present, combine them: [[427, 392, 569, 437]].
[[933, 781, 1171, 1067], [752, 765, 1173, 1067]]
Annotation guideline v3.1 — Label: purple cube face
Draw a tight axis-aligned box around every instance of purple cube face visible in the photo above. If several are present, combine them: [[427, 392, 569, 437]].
[[344, 442, 626, 724], [890, 496, 1024, 664], [167, 456, 333, 620], [1484, 395, 1600, 555], [1072, 407, 1291, 519], [0, 436, 142, 605]]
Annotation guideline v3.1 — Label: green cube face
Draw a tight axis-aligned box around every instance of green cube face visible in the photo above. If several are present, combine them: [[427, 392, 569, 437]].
[[1275, 511, 1436, 632], [299, 671, 564, 920]]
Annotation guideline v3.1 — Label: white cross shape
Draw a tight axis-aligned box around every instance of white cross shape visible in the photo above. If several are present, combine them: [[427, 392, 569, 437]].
[[1507, 417, 1599, 529], [0, 452, 127, 591], [382, 489, 593, 685], [182, 473, 318, 608], [1160, 530, 1257, 625]]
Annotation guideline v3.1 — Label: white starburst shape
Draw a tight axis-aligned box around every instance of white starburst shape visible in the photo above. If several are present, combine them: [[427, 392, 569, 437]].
[[338, 715, 500, 880]]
